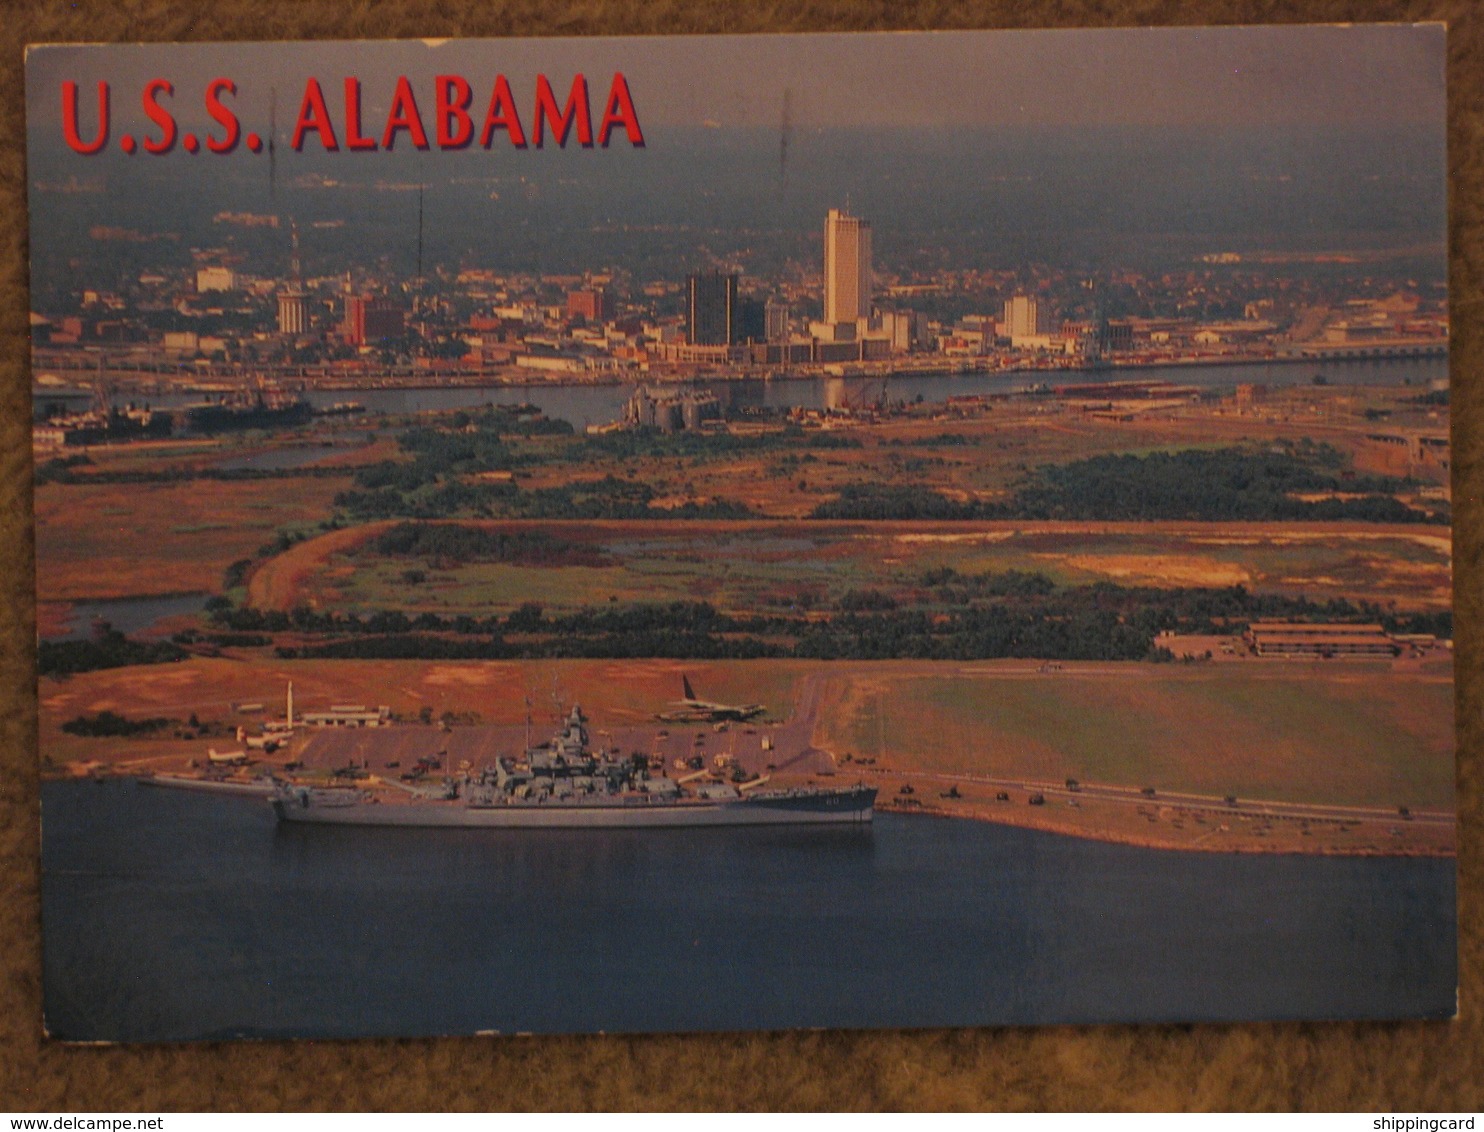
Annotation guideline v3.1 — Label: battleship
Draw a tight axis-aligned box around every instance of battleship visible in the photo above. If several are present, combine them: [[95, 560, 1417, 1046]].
[[272, 705, 876, 828], [142, 771, 278, 797]]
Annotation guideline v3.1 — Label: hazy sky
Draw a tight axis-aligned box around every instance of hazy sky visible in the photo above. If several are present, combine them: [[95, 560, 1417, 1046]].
[[27, 24, 1446, 150], [24, 26, 1448, 290]]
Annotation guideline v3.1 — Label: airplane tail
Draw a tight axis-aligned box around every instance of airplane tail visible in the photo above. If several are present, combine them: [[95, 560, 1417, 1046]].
[[682, 674, 696, 701]]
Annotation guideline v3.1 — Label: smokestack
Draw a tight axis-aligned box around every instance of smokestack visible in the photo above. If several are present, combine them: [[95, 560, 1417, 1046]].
[[287, 681, 294, 728]]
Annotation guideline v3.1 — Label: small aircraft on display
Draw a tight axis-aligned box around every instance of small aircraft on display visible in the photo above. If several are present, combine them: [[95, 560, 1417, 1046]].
[[655, 675, 766, 723]]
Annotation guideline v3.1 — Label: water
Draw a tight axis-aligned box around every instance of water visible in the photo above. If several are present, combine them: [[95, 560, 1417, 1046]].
[[110, 357, 1446, 431], [40, 780, 1457, 1042], [301, 384, 631, 429], [49, 594, 207, 642], [308, 356, 1447, 430]]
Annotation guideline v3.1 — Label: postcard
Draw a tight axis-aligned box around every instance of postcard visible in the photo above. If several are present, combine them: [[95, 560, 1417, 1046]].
[[27, 27, 1455, 1042]]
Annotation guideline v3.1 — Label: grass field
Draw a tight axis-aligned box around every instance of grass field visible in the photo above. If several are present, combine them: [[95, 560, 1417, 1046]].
[[35, 475, 352, 602], [814, 664, 1456, 810], [259, 518, 1452, 617]]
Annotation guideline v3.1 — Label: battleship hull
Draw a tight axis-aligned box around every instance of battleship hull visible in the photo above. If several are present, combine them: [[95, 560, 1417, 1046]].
[[272, 785, 876, 828], [141, 773, 277, 797]]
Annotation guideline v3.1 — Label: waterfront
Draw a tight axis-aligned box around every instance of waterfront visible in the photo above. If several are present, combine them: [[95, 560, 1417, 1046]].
[[85, 355, 1449, 430], [309, 356, 1444, 429], [41, 779, 1457, 1041]]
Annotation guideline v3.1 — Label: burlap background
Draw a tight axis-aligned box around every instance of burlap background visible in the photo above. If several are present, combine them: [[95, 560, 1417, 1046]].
[[1, 1, 1479, 1111]]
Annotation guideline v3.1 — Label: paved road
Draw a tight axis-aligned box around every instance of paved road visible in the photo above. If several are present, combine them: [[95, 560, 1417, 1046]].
[[865, 766, 1454, 827]]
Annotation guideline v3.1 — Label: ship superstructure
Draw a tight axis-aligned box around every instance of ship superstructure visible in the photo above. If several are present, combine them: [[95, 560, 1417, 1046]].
[[272, 705, 874, 828]]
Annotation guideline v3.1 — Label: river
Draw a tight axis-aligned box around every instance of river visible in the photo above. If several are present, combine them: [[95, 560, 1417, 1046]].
[[119, 356, 1447, 431], [40, 779, 1457, 1042], [298, 356, 1448, 430]]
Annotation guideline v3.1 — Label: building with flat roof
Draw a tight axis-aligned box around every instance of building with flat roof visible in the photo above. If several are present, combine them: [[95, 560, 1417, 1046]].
[[276, 291, 307, 335], [1003, 295, 1050, 343], [824, 208, 872, 326], [1355, 429, 1450, 485], [196, 266, 236, 293], [686, 271, 738, 346], [737, 297, 766, 344], [343, 295, 405, 346], [300, 704, 392, 728], [1244, 622, 1399, 658], [765, 299, 791, 343], [566, 287, 607, 323]]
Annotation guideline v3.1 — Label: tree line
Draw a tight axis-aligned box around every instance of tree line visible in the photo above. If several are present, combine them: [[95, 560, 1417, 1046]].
[[337, 474, 754, 522], [561, 424, 862, 464], [203, 580, 1449, 665], [369, 522, 611, 567], [38, 629, 188, 676], [39, 571, 1449, 675], [35, 457, 352, 487], [810, 444, 1446, 524]]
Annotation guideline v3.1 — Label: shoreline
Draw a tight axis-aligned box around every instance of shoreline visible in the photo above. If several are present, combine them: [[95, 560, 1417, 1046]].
[[32, 343, 1448, 397], [862, 760, 1456, 858], [876, 797, 1457, 858], [41, 764, 1455, 859]]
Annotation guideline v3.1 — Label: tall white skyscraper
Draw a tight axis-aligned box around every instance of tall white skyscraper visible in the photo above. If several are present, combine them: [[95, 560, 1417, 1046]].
[[823, 208, 872, 325], [1003, 295, 1048, 340]]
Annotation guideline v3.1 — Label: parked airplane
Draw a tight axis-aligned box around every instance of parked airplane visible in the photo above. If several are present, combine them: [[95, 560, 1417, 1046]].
[[236, 727, 280, 753], [655, 675, 766, 723]]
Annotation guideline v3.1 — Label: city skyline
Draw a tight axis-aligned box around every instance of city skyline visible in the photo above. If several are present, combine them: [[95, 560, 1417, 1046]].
[[29, 192, 1448, 392], [25, 27, 1450, 369]]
